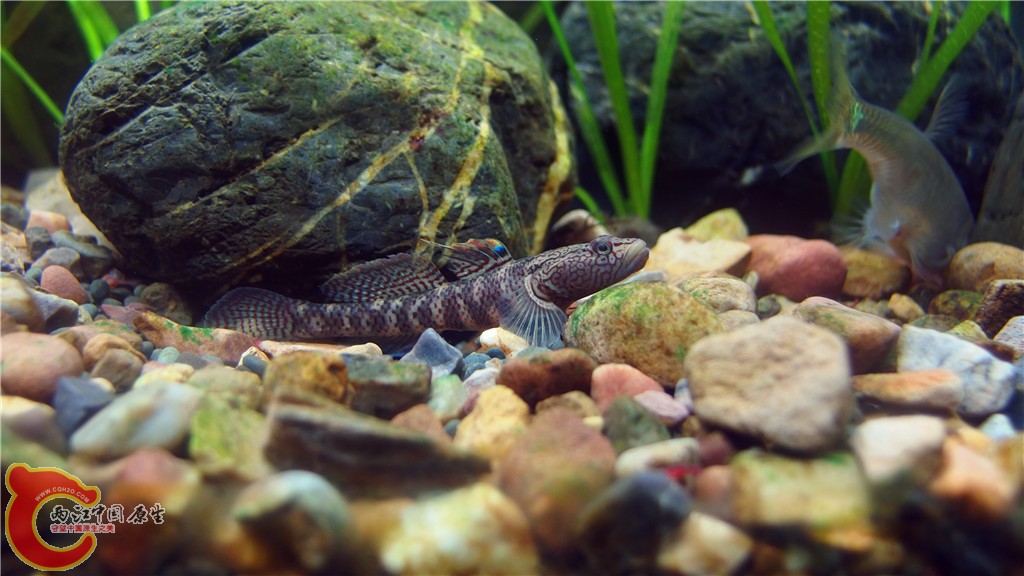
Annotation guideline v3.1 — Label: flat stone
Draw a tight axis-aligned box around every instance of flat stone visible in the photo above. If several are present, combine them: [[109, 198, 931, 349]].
[[745, 235, 846, 300], [566, 282, 722, 385], [262, 351, 352, 405], [50, 230, 114, 279], [378, 483, 538, 575], [840, 246, 910, 300], [993, 316, 1024, 360], [853, 370, 964, 411], [51, 375, 114, 436], [69, 382, 203, 459], [680, 276, 757, 313], [657, 511, 754, 576], [686, 316, 853, 453], [258, 339, 383, 358], [189, 394, 271, 481], [262, 391, 489, 498], [794, 297, 902, 374], [347, 356, 431, 419], [134, 311, 254, 365], [633, 389, 690, 426], [615, 438, 701, 478], [452, 385, 530, 462], [646, 228, 751, 281], [849, 415, 947, 486], [897, 326, 1016, 418], [496, 347, 596, 407], [1, 395, 66, 454], [391, 404, 451, 446], [683, 208, 749, 241], [973, 279, 1024, 337], [498, 408, 616, 559]]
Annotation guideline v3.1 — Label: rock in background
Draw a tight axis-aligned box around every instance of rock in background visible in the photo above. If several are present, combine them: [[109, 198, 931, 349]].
[[60, 1, 574, 298], [556, 1, 1022, 237]]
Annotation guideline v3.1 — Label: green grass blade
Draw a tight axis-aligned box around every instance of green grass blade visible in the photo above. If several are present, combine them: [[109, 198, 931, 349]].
[[135, 0, 152, 23], [585, 1, 641, 215], [920, 0, 941, 70], [573, 187, 605, 222], [2, 3, 47, 48], [805, 1, 838, 202], [542, 0, 627, 217], [1, 46, 64, 125], [637, 0, 684, 219], [67, 0, 121, 61], [753, 1, 818, 135], [1, 59, 53, 165], [518, 2, 545, 35]]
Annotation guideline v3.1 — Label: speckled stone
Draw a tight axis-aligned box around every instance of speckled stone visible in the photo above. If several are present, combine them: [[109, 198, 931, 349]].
[[453, 385, 530, 461], [794, 297, 902, 374], [680, 276, 757, 313], [602, 396, 671, 454], [840, 246, 910, 300], [189, 394, 271, 481], [947, 242, 1024, 293], [973, 279, 1024, 338], [745, 235, 847, 300], [262, 351, 352, 405], [495, 347, 596, 407], [686, 316, 853, 454], [347, 356, 431, 419], [853, 370, 964, 411]]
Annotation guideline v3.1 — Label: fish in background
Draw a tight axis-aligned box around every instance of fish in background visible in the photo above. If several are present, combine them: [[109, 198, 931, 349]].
[[777, 35, 974, 286]]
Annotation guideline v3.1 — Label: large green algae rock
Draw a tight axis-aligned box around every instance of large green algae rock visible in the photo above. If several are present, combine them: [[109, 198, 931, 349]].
[[60, 1, 573, 297]]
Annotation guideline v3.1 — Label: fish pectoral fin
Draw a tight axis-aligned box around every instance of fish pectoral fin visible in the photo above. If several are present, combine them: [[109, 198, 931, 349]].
[[433, 238, 513, 281], [203, 287, 302, 340], [320, 252, 445, 302], [774, 126, 841, 175], [497, 276, 568, 349], [925, 74, 969, 141]]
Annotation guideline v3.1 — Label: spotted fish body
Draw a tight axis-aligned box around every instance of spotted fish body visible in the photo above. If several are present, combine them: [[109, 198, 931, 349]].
[[777, 36, 974, 286], [204, 236, 649, 348]]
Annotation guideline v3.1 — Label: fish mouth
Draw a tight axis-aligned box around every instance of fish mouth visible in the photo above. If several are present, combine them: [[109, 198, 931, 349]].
[[621, 240, 650, 275]]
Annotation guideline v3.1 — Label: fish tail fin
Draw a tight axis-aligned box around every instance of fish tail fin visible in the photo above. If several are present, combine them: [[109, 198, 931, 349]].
[[774, 127, 840, 175], [203, 287, 303, 340]]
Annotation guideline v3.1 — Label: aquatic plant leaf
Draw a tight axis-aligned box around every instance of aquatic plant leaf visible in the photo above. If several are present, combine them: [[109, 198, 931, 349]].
[[543, 0, 628, 218], [67, 0, 121, 61], [134, 0, 152, 23], [0, 47, 64, 125], [638, 0, 684, 219]]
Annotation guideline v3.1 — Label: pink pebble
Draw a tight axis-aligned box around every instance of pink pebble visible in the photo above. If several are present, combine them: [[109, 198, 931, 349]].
[[633, 389, 690, 426], [591, 363, 663, 413], [26, 210, 70, 233], [40, 265, 89, 304], [746, 234, 847, 300]]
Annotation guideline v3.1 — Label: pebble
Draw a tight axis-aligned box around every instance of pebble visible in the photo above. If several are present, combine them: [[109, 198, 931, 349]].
[[897, 325, 1016, 418], [646, 228, 752, 281], [256, 339, 382, 358], [50, 230, 114, 279], [24, 226, 54, 260], [680, 276, 757, 313], [614, 437, 701, 478], [452, 385, 530, 462], [928, 289, 983, 320], [535, 390, 600, 420], [134, 362, 195, 387], [379, 482, 538, 575], [153, 346, 181, 364], [566, 282, 721, 385], [461, 351, 491, 378], [686, 315, 853, 453], [657, 511, 754, 576], [69, 382, 203, 459], [577, 471, 692, 575], [731, 450, 873, 551], [81, 332, 144, 370], [495, 347, 596, 407], [51, 376, 115, 436], [460, 365, 500, 412], [134, 311, 255, 365], [1, 274, 45, 331], [138, 281, 193, 325], [839, 246, 910, 299], [91, 348, 145, 392], [400, 327, 464, 380], [745, 234, 847, 300], [478, 326, 530, 356], [717, 309, 760, 331], [427, 373, 468, 422], [32, 246, 84, 279], [633, 389, 689, 426], [186, 365, 263, 410], [590, 363, 664, 412], [0, 332, 85, 402], [794, 297, 902, 374], [347, 355, 431, 419], [189, 394, 270, 481], [391, 404, 451, 445], [25, 209, 69, 232], [849, 415, 946, 486], [928, 438, 1016, 523], [993, 316, 1024, 359], [1, 395, 67, 454], [262, 392, 489, 498], [232, 470, 357, 573], [86, 277, 110, 302], [602, 396, 671, 454], [946, 242, 1024, 293], [262, 350, 352, 405], [40, 265, 89, 304], [683, 207, 748, 241], [853, 370, 964, 411], [973, 279, 1024, 338], [498, 408, 617, 559]]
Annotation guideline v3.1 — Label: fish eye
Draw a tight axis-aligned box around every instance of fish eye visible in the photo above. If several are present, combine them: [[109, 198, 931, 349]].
[[593, 240, 611, 255]]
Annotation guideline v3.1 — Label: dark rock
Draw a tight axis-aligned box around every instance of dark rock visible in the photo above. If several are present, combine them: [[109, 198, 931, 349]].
[[86, 278, 110, 303], [496, 347, 596, 407], [973, 93, 1024, 248], [462, 352, 491, 379], [400, 328, 464, 381], [348, 356, 431, 419], [602, 396, 671, 454], [974, 280, 1024, 338], [557, 1, 1021, 234], [139, 282, 193, 325], [60, 1, 574, 296], [24, 226, 53, 260], [577, 471, 692, 575], [1, 203, 28, 230], [262, 390, 489, 498]]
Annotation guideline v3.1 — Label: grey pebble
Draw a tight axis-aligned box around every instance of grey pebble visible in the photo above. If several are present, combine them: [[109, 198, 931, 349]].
[[462, 352, 490, 379], [242, 354, 268, 377], [123, 295, 142, 306], [24, 226, 54, 260], [33, 246, 84, 279], [53, 376, 114, 437], [81, 303, 100, 318], [153, 347, 181, 364], [24, 267, 43, 284], [50, 230, 114, 280], [175, 352, 215, 369], [400, 328, 464, 380], [140, 341, 156, 358], [87, 278, 110, 302], [1, 203, 28, 229], [483, 347, 505, 360]]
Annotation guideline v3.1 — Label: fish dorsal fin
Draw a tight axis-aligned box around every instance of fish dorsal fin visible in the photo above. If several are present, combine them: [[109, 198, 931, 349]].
[[497, 275, 567, 349], [320, 252, 445, 302], [434, 238, 513, 281], [925, 74, 969, 141]]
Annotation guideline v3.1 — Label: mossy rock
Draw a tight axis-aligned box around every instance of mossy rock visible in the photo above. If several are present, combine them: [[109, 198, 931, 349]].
[[60, 1, 573, 298]]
